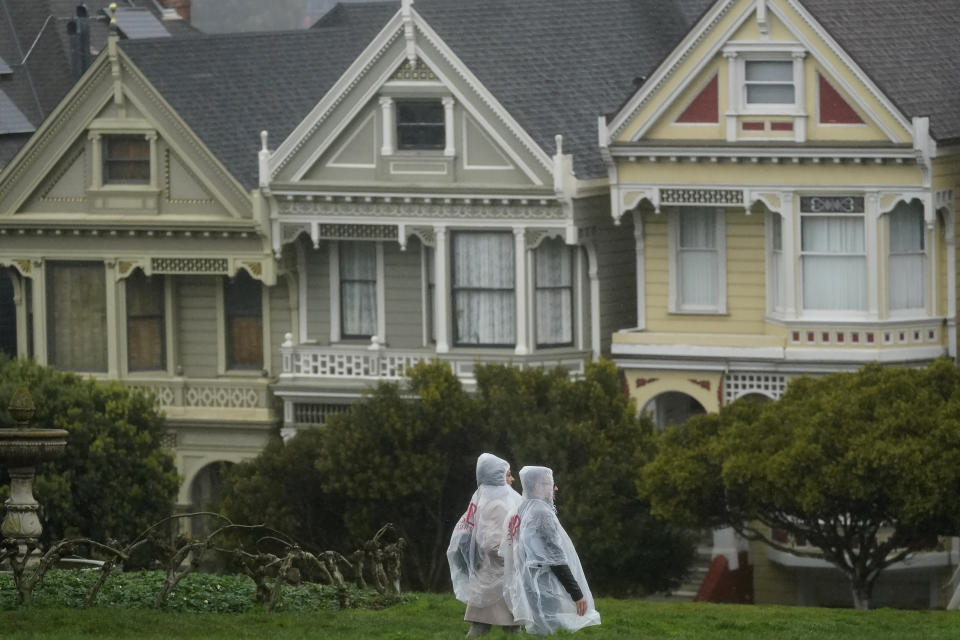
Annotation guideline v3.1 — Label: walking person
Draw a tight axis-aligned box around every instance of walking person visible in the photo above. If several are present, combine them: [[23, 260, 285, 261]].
[[501, 466, 601, 635], [448, 453, 523, 638]]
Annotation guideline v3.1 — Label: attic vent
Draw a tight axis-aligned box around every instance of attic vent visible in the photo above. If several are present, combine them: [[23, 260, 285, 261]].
[[392, 58, 437, 82]]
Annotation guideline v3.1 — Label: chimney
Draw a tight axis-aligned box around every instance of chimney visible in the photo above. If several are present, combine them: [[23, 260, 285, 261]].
[[159, 0, 191, 21], [66, 5, 91, 79]]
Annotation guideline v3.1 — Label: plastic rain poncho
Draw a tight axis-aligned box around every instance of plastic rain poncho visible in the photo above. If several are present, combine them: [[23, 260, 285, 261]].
[[447, 453, 523, 607], [501, 466, 601, 635]]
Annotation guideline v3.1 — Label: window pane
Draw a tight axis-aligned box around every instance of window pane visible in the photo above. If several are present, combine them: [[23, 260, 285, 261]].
[[772, 215, 783, 251], [535, 238, 573, 346], [453, 232, 515, 346], [103, 135, 150, 183], [803, 255, 866, 310], [127, 272, 165, 371], [48, 262, 107, 371], [679, 249, 719, 307], [679, 209, 716, 249], [746, 61, 793, 81], [340, 242, 377, 338], [396, 100, 445, 150], [225, 272, 262, 369], [889, 202, 924, 252], [801, 217, 864, 253], [746, 84, 795, 104]]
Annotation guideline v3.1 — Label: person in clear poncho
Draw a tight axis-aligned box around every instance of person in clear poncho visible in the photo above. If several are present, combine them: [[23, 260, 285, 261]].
[[501, 466, 601, 636], [447, 453, 523, 638]]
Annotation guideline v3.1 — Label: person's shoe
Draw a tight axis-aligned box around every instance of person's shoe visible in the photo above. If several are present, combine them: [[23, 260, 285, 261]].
[[465, 622, 492, 638]]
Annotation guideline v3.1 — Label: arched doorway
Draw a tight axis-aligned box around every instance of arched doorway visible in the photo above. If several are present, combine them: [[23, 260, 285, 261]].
[[642, 391, 707, 429], [189, 461, 234, 535], [0, 272, 16, 358]]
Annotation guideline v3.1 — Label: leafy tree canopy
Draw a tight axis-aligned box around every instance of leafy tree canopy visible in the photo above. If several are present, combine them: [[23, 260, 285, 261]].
[[0, 357, 180, 545], [640, 359, 960, 609]]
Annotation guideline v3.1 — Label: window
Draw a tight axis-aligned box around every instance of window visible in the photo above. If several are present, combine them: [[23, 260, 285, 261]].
[[673, 208, 725, 312], [47, 262, 107, 371], [801, 216, 866, 311], [452, 232, 515, 346], [888, 201, 925, 312], [339, 242, 377, 339], [224, 271, 262, 370], [126, 271, 165, 371], [396, 100, 444, 150], [535, 238, 573, 347], [744, 60, 795, 105], [103, 135, 150, 184]]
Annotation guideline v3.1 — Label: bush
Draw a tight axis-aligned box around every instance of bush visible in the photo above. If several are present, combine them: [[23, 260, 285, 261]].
[[0, 358, 179, 546]]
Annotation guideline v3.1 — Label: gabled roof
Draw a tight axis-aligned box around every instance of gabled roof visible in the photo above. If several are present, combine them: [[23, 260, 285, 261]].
[[121, 6, 397, 191], [799, 0, 960, 144], [123, 0, 714, 187]]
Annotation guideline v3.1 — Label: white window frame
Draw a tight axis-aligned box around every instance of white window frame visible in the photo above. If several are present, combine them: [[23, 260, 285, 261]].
[[329, 241, 385, 343], [723, 43, 807, 142], [766, 212, 786, 314], [119, 272, 175, 378], [668, 207, 727, 314]]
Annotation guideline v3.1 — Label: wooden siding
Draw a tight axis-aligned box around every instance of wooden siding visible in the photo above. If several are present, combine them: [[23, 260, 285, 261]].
[[384, 237, 424, 349], [174, 275, 219, 378], [304, 240, 330, 345]]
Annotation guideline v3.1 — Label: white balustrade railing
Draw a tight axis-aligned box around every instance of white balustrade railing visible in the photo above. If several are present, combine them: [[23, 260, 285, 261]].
[[123, 378, 271, 410]]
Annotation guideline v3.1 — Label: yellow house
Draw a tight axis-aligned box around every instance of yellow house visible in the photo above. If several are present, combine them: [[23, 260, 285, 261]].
[[601, 0, 960, 607]]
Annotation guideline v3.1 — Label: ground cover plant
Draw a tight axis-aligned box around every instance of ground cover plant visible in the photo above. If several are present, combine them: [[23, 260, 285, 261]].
[[1, 592, 960, 640]]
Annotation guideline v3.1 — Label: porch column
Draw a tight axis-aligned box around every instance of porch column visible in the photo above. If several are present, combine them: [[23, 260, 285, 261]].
[[434, 226, 450, 353], [31, 260, 47, 365], [780, 191, 797, 317], [514, 228, 529, 355]]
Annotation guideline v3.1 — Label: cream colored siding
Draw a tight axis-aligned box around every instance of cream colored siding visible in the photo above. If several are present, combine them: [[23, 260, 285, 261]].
[[384, 238, 424, 349], [175, 276, 219, 378]]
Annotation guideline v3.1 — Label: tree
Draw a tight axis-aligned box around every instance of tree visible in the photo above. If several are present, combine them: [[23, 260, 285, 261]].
[[311, 359, 693, 594], [639, 360, 960, 609], [474, 359, 696, 596], [0, 357, 180, 545], [315, 361, 486, 590]]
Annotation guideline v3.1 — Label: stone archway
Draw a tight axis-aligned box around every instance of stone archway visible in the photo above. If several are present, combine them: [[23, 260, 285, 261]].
[[642, 391, 707, 429], [188, 460, 234, 534]]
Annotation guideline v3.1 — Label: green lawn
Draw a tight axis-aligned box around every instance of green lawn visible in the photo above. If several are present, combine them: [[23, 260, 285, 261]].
[[1, 594, 959, 639]]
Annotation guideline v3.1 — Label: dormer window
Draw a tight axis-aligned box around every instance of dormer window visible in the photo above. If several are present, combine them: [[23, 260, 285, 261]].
[[744, 61, 795, 105], [396, 100, 445, 150], [103, 135, 150, 184]]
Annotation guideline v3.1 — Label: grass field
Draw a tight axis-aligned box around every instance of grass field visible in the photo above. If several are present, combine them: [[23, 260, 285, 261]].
[[1, 593, 959, 639]]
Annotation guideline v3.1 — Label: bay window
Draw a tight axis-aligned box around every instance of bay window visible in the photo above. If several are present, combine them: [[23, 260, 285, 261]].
[[224, 271, 262, 370], [452, 231, 515, 346], [47, 261, 107, 371], [801, 215, 866, 311], [535, 238, 573, 347], [888, 201, 925, 312], [126, 271, 165, 371]]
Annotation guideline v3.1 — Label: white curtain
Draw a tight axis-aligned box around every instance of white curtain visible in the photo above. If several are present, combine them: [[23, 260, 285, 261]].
[[340, 242, 377, 337], [535, 238, 573, 346], [678, 209, 718, 308], [801, 216, 866, 310], [453, 232, 515, 345], [889, 202, 925, 311]]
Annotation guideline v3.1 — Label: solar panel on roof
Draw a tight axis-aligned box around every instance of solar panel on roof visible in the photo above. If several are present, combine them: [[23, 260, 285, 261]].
[[114, 8, 171, 39], [0, 56, 11, 75], [0, 90, 35, 135]]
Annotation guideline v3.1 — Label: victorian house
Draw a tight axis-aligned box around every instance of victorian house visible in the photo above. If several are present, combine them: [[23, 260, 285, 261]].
[[601, 0, 960, 607]]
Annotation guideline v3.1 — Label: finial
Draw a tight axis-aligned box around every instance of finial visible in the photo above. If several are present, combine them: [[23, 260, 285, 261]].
[[555, 134, 563, 156], [260, 130, 269, 152]]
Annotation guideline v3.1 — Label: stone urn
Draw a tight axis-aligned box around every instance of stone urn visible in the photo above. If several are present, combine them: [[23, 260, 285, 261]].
[[0, 387, 68, 545]]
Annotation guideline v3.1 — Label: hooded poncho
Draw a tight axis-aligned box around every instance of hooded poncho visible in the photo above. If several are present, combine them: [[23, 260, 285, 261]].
[[501, 466, 601, 635], [447, 453, 523, 607]]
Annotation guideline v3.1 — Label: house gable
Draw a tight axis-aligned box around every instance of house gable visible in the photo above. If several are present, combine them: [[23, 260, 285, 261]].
[[609, 0, 913, 147], [268, 7, 553, 193], [0, 43, 252, 224]]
